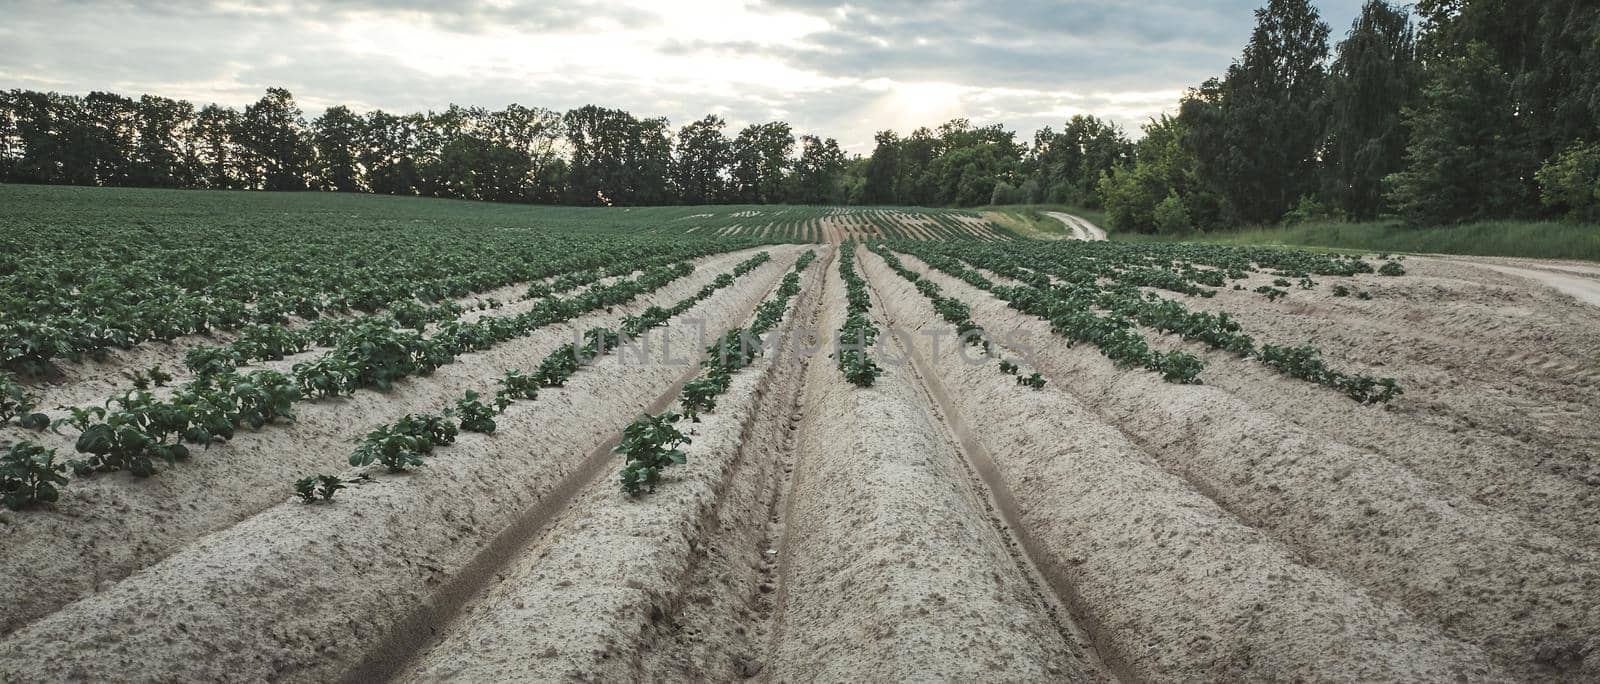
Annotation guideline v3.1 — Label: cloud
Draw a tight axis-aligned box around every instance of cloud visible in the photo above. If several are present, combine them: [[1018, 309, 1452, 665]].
[[0, 0, 1370, 152]]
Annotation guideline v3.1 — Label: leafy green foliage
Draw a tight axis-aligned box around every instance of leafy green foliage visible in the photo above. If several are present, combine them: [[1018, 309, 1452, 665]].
[[494, 369, 539, 412], [451, 391, 498, 434], [185, 345, 243, 378], [293, 474, 346, 504], [124, 365, 173, 390], [998, 359, 1018, 375], [677, 249, 816, 423], [349, 413, 457, 472], [836, 244, 883, 387], [1, 372, 49, 429], [890, 238, 1402, 403], [1255, 286, 1288, 302], [292, 357, 358, 398], [1, 442, 69, 509], [1017, 373, 1047, 390], [617, 412, 692, 496]]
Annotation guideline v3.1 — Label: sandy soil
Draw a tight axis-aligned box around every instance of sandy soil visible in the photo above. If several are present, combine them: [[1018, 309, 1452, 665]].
[[0, 249, 806, 682], [0, 246, 799, 638], [763, 252, 1099, 681], [1043, 211, 1108, 240], [859, 248, 1503, 681], [1121, 258, 1600, 550], [5, 238, 1599, 680], [895, 250, 1600, 681], [1431, 256, 1600, 307], [391, 246, 832, 682]]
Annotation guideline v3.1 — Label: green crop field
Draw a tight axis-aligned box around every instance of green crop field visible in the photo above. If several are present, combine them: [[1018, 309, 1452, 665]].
[[2, 183, 1599, 683]]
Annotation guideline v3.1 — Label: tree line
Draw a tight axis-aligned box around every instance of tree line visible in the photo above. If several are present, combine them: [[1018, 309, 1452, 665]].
[[0, 83, 1128, 211], [0, 88, 854, 206], [2, 1, 1594, 230], [1101, 0, 1600, 233]]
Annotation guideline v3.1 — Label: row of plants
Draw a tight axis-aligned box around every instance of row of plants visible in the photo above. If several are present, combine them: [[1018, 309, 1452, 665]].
[[897, 244, 1208, 384], [623, 250, 820, 496], [835, 243, 883, 387], [863, 244, 1056, 390], [295, 251, 778, 503], [680, 250, 818, 421], [891, 240, 1402, 402], [0, 226, 747, 374], [182, 251, 701, 379], [0, 251, 767, 510]]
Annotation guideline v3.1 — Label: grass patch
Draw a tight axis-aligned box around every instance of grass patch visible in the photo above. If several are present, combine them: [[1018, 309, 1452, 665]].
[[1115, 218, 1600, 262]]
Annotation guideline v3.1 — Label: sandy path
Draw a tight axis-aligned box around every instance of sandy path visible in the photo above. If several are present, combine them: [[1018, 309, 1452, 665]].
[[859, 249, 1502, 681], [0, 251, 804, 683], [896, 250, 1600, 681], [1430, 256, 1600, 307], [0, 246, 798, 639], [1043, 211, 1107, 240]]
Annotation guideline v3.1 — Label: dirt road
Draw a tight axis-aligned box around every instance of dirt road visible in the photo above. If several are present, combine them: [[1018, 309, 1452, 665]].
[[1042, 211, 1108, 240], [1431, 256, 1600, 307]]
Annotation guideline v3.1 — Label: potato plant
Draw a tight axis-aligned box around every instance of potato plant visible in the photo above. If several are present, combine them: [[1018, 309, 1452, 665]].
[[1, 372, 49, 429], [673, 250, 814, 440], [891, 238, 1402, 403], [451, 391, 498, 434], [836, 244, 882, 387], [293, 475, 346, 504], [1, 442, 69, 509], [1017, 373, 1047, 390], [349, 413, 457, 472], [617, 411, 692, 496]]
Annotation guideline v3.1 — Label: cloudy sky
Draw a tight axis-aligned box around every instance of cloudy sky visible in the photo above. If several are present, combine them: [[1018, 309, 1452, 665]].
[[0, 0, 1364, 152]]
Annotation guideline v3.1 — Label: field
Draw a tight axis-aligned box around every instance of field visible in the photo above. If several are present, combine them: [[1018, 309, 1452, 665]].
[[2, 186, 1599, 681]]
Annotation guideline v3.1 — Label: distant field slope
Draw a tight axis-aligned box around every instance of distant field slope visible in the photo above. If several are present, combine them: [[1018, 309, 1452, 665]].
[[0, 184, 1013, 243]]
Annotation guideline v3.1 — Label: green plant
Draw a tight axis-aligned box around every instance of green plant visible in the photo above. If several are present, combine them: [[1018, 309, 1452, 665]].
[[998, 359, 1019, 375], [680, 372, 731, 421], [71, 391, 192, 477], [227, 370, 299, 428], [1255, 286, 1288, 302], [124, 365, 173, 391], [1017, 372, 1047, 390], [836, 244, 883, 387], [1332, 284, 1351, 297], [1, 372, 49, 429], [494, 369, 539, 411], [1152, 351, 1205, 384], [293, 474, 346, 504], [451, 391, 498, 433], [292, 356, 359, 398], [1378, 261, 1406, 276], [185, 345, 242, 378], [616, 411, 691, 496], [1, 442, 69, 509]]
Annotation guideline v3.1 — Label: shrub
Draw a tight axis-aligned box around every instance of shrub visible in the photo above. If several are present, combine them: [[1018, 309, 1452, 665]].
[[1536, 141, 1600, 221], [1153, 192, 1194, 235]]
